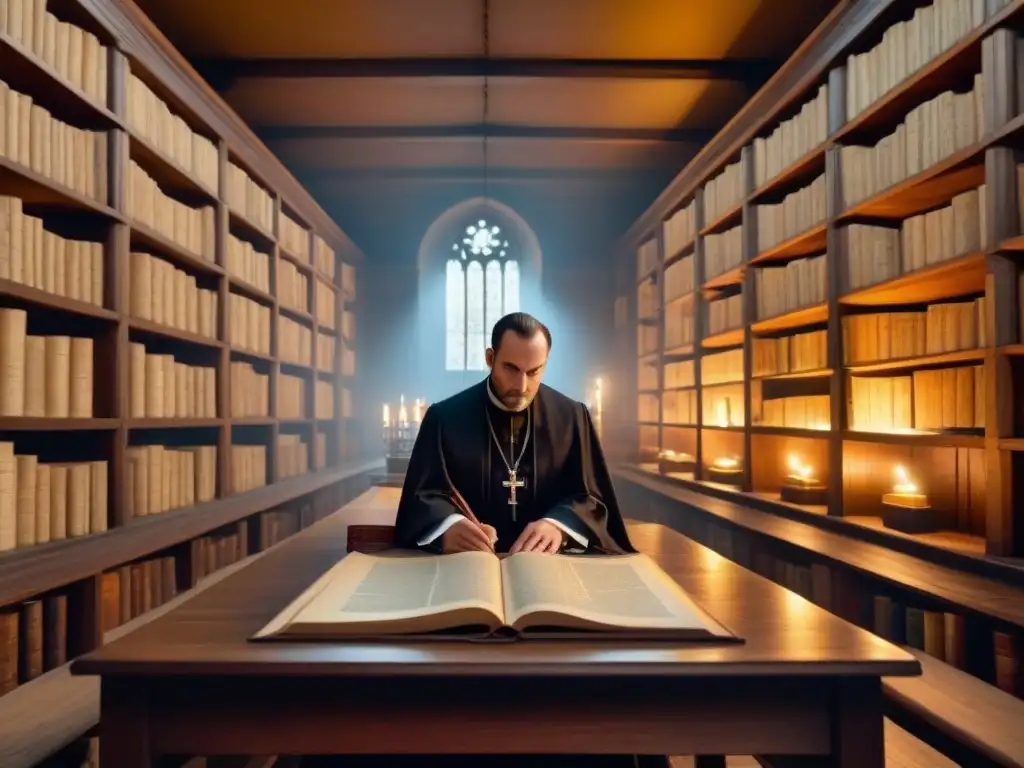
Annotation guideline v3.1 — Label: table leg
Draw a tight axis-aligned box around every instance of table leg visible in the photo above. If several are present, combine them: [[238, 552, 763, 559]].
[[830, 678, 884, 768], [100, 678, 152, 768]]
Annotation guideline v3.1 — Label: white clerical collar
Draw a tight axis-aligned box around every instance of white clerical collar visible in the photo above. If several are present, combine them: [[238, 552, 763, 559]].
[[486, 377, 527, 413]]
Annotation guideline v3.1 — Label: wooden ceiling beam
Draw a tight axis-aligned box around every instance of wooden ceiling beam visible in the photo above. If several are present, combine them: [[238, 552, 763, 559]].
[[295, 167, 657, 182], [258, 124, 712, 142], [197, 57, 778, 89]]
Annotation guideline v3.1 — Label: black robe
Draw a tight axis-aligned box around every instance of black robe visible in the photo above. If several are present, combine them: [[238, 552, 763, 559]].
[[394, 379, 633, 554]]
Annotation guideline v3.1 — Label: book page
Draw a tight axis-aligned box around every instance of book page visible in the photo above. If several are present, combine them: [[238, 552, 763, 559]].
[[501, 553, 733, 638], [254, 551, 505, 638]]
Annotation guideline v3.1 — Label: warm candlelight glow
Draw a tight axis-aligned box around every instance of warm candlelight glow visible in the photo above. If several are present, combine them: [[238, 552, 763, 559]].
[[716, 399, 731, 428], [712, 456, 739, 469], [398, 394, 408, 425], [786, 454, 816, 481], [382, 404, 390, 427], [892, 464, 918, 494], [594, 377, 603, 415]]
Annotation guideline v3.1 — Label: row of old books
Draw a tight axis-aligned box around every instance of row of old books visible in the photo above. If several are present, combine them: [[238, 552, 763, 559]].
[[315, 431, 328, 466], [126, 444, 217, 517], [662, 388, 697, 426], [129, 251, 219, 339], [663, 200, 697, 259], [226, 233, 271, 294], [3, 0, 108, 107], [342, 309, 355, 342], [638, 357, 658, 390], [840, 75, 984, 208], [704, 160, 744, 225], [1, 80, 107, 204], [638, 393, 659, 423], [0, 196, 104, 305], [101, 556, 178, 634], [317, 331, 336, 372], [314, 235, 336, 279], [703, 387, 744, 428], [755, 174, 827, 253], [847, 365, 985, 432], [230, 360, 269, 417], [637, 323, 658, 357], [754, 253, 827, 320], [125, 69, 219, 194], [703, 225, 743, 280], [279, 257, 310, 314], [752, 85, 829, 189], [702, 348, 744, 386], [664, 254, 694, 303], [902, 186, 987, 272], [229, 444, 267, 494], [664, 360, 694, 389], [0, 590, 70, 696], [278, 372, 307, 420], [278, 434, 310, 480], [128, 344, 216, 419], [664, 300, 694, 351], [752, 329, 827, 378], [316, 379, 334, 419], [342, 345, 355, 377], [280, 315, 313, 367], [637, 279, 658, 320], [340, 261, 355, 297], [316, 279, 336, 328], [757, 395, 831, 430], [127, 161, 217, 260], [707, 294, 743, 336], [0, 450, 107, 551], [225, 161, 274, 236], [0, 310, 93, 418], [228, 291, 271, 355], [280, 212, 311, 263], [843, 299, 986, 364], [637, 238, 658, 280], [845, 0, 986, 121]]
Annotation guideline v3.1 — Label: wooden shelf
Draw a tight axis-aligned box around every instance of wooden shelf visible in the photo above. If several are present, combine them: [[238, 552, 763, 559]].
[[228, 276, 275, 305], [0, 418, 119, 431], [128, 317, 223, 349], [749, 144, 826, 204], [751, 302, 828, 334], [127, 132, 219, 204], [615, 2, 1024, 561], [0, 279, 118, 321], [0, 155, 123, 220], [841, 253, 986, 307], [0, 460, 381, 608], [129, 221, 223, 277], [664, 238, 696, 267], [846, 349, 987, 375], [750, 223, 827, 266]]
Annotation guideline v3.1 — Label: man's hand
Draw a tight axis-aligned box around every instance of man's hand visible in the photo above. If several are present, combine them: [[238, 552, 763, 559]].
[[509, 520, 564, 554], [441, 518, 495, 553]]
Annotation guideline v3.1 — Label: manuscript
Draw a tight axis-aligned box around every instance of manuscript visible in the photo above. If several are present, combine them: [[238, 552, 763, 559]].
[[253, 551, 737, 641]]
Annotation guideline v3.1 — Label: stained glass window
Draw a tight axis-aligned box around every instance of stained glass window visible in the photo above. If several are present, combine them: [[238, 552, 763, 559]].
[[444, 218, 520, 371]]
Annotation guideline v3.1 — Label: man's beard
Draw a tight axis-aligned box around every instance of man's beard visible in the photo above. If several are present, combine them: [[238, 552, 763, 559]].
[[489, 376, 533, 412]]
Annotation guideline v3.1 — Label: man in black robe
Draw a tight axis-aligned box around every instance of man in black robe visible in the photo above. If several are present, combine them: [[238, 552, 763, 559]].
[[394, 312, 633, 556]]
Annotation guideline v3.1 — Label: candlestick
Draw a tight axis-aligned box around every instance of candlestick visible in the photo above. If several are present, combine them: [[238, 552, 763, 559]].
[[780, 454, 827, 505], [881, 465, 938, 533], [707, 456, 743, 486]]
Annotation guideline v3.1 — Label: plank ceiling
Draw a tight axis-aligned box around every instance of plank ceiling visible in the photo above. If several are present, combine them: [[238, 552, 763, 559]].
[[133, 0, 839, 263]]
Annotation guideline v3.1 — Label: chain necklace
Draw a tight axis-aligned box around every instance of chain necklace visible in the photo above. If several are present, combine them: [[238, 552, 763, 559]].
[[485, 405, 530, 518]]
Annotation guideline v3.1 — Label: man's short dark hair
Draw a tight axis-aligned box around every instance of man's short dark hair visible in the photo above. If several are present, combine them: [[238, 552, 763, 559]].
[[491, 312, 552, 352]]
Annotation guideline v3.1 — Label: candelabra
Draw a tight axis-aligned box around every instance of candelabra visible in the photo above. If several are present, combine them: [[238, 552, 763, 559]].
[[382, 395, 425, 475]]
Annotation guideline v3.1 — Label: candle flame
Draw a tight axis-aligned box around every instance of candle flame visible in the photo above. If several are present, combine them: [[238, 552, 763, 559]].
[[893, 465, 918, 494], [382, 403, 390, 427], [713, 456, 738, 469], [787, 454, 814, 479]]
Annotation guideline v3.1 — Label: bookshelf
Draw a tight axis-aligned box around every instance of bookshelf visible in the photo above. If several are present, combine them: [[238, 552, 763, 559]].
[[619, 0, 1024, 565], [0, 0, 369, 733]]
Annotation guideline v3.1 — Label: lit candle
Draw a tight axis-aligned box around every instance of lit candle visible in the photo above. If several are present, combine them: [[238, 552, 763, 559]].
[[882, 465, 929, 509], [382, 404, 390, 427], [658, 449, 695, 475], [785, 454, 818, 487], [398, 395, 408, 426], [707, 456, 743, 486]]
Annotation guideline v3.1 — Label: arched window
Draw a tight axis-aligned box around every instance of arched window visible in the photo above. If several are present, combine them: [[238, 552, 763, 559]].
[[445, 219, 519, 371]]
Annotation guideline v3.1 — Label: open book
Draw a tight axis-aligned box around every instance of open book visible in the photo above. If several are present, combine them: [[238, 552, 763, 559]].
[[252, 551, 738, 642]]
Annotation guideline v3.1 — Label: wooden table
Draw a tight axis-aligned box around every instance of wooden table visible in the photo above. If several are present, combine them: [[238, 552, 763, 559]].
[[71, 507, 919, 767]]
